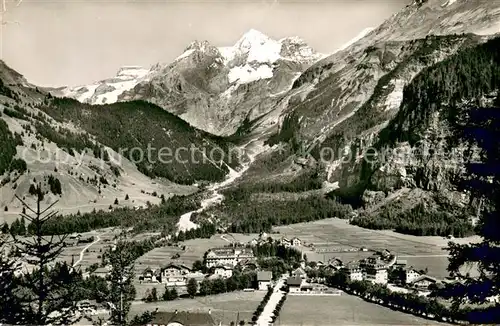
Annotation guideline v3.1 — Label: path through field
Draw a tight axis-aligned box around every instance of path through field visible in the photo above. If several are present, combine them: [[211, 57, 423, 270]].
[[72, 232, 105, 268], [256, 275, 287, 326]]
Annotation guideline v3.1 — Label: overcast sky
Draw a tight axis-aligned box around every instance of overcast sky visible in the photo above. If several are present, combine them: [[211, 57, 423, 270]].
[[0, 0, 408, 87]]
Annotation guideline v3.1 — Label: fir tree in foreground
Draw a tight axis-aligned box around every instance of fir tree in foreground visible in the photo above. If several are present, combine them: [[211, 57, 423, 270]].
[[11, 186, 80, 325], [106, 240, 136, 326], [447, 106, 500, 322], [0, 235, 22, 323]]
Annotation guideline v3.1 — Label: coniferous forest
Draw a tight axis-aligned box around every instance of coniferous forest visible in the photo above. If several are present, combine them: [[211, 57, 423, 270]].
[[37, 97, 239, 185]]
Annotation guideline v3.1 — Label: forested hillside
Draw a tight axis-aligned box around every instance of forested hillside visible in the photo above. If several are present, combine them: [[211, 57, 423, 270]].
[[379, 36, 500, 147], [345, 35, 500, 233], [37, 97, 240, 185], [315, 34, 480, 158], [0, 117, 24, 175], [0, 78, 17, 100]]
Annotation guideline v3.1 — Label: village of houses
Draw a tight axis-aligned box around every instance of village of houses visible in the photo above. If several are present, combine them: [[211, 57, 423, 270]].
[[131, 234, 447, 296], [81, 233, 449, 301], [68, 231, 466, 325]]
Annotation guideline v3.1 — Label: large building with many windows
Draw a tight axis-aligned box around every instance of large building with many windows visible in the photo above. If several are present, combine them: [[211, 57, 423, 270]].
[[341, 262, 363, 282], [205, 247, 255, 268], [360, 256, 388, 284], [364, 264, 388, 285]]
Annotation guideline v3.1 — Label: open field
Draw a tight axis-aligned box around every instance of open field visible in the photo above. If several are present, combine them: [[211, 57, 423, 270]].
[[274, 218, 480, 278], [134, 282, 180, 300], [57, 228, 119, 271], [278, 294, 449, 325], [130, 291, 264, 325], [133, 233, 258, 298]]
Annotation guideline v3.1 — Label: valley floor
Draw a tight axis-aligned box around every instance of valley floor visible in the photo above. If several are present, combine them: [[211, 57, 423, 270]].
[[278, 294, 450, 325], [135, 291, 264, 326], [273, 218, 480, 278], [64, 217, 482, 325]]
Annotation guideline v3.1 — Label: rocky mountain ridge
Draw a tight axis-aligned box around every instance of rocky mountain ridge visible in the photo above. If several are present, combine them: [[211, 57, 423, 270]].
[[60, 29, 324, 136], [3, 0, 500, 231], [261, 0, 500, 221]]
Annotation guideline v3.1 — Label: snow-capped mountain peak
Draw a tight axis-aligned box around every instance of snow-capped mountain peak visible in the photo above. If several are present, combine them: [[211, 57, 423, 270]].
[[235, 29, 273, 49], [222, 29, 323, 84], [185, 40, 212, 52], [442, 0, 459, 7], [116, 66, 150, 78], [62, 29, 323, 106], [232, 29, 282, 64], [60, 65, 152, 104]]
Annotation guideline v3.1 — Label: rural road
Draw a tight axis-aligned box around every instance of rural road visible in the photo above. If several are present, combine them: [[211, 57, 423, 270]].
[[256, 275, 287, 326], [72, 233, 104, 268]]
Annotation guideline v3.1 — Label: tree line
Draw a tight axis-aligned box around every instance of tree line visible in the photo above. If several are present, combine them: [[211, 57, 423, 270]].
[[219, 167, 324, 197], [325, 270, 499, 324], [0, 186, 150, 325], [253, 240, 303, 278], [224, 195, 353, 234], [33, 193, 200, 235], [143, 270, 257, 303], [251, 287, 274, 324], [351, 202, 476, 237], [0, 188, 92, 325]]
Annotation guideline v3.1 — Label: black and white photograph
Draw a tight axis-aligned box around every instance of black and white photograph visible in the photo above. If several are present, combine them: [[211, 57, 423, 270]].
[[0, 0, 499, 325]]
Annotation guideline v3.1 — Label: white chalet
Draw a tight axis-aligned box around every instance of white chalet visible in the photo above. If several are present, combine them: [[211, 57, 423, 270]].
[[405, 268, 421, 284], [291, 237, 302, 247], [160, 263, 191, 283], [341, 262, 363, 282], [410, 275, 438, 290], [257, 271, 273, 290], [364, 264, 388, 285], [212, 265, 233, 279]]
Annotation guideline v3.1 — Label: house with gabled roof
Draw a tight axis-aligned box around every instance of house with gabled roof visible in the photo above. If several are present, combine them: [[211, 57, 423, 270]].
[[140, 267, 158, 283], [327, 257, 343, 268], [257, 271, 273, 290], [286, 276, 303, 293], [292, 267, 307, 279], [212, 265, 233, 279], [291, 237, 302, 247], [409, 275, 439, 290], [281, 237, 291, 247], [160, 263, 191, 283], [90, 265, 111, 279], [405, 268, 422, 284]]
